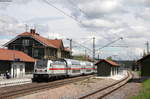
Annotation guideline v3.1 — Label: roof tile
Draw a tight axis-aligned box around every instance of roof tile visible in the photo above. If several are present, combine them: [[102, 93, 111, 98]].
[[95, 59, 119, 66], [19, 32, 62, 48], [0, 49, 35, 62]]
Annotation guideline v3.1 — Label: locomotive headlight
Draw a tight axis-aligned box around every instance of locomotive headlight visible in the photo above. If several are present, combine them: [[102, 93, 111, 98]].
[[45, 70, 47, 72], [35, 69, 37, 72], [34, 74, 37, 77]]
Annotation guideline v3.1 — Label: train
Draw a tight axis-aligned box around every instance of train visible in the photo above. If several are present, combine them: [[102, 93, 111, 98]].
[[33, 58, 96, 81]]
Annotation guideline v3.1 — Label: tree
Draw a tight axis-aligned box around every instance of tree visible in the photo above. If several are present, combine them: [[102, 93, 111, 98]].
[[106, 56, 113, 60], [143, 50, 147, 57]]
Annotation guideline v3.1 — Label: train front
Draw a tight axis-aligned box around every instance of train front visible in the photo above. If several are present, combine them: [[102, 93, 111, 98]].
[[33, 60, 51, 80]]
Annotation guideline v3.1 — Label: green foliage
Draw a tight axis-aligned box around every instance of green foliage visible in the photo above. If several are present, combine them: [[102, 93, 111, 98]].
[[137, 71, 141, 76], [72, 55, 92, 61], [132, 78, 150, 99], [106, 56, 113, 60]]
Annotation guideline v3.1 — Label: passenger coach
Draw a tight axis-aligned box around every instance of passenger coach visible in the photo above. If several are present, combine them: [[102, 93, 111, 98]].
[[33, 59, 96, 81]]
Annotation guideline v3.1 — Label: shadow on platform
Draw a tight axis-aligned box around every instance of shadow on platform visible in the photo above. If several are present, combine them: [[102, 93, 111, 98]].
[[128, 76, 149, 83]]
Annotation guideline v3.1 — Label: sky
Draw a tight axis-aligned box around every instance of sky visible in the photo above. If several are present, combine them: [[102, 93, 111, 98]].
[[0, 0, 150, 60]]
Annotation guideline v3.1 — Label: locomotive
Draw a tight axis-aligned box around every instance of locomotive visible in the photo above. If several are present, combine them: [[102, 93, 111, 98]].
[[33, 59, 96, 81]]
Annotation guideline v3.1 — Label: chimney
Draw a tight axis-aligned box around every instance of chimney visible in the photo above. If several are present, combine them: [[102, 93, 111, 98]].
[[30, 29, 36, 34]]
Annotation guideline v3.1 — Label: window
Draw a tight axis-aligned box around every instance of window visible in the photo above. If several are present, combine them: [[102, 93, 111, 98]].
[[24, 49, 28, 54], [20, 65, 23, 71], [52, 61, 65, 65], [72, 60, 80, 65], [22, 39, 29, 46], [34, 49, 39, 57], [86, 62, 92, 66], [72, 70, 80, 73], [36, 60, 48, 68]]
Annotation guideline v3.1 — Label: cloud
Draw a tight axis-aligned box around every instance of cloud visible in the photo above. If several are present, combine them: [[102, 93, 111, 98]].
[[0, 0, 150, 60], [0, 15, 25, 36], [124, 0, 150, 6], [12, 0, 32, 4], [81, 19, 122, 30], [0, 39, 9, 47]]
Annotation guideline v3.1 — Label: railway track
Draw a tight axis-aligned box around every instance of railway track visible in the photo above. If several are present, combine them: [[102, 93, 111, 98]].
[[78, 71, 133, 99], [0, 75, 94, 99]]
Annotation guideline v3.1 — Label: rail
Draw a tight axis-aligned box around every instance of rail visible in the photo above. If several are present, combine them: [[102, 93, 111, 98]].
[[78, 71, 132, 99], [0, 75, 94, 99]]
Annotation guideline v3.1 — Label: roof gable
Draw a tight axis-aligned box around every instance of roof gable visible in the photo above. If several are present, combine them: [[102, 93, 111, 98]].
[[19, 32, 56, 48], [4, 32, 64, 49], [48, 39, 64, 49], [137, 54, 150, 63]]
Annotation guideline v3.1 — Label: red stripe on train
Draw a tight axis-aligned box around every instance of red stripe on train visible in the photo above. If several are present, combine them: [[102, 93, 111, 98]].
[[49, 68, 96, 70]]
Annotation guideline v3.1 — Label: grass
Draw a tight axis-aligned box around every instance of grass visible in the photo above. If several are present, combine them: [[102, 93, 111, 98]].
[[137, 71, 141, 76], [132, 78, 150, 99]]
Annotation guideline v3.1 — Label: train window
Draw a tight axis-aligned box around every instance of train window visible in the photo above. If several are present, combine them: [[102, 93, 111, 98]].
[[86, 69, 91, 72], [36, 60, 48, 68], [71, 61, 80, 65], [86, 62, 92, 66], [52, 61, 65, 65], [72, 69, 80, 73]]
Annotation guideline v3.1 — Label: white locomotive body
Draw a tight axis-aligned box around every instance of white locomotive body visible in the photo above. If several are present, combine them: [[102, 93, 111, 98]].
[[33, 59, 96, 80]]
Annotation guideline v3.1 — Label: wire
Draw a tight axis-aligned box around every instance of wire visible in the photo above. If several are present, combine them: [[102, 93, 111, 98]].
[[43, 0, 82, 24], [66, 0, 90, 18], [79, 38, 92, 45], [43, 0, 128, 58], [96, 37, 122, 51], [72, 40, 92, 52], [109, 46, 128, 47], [95, 37, 123, 55]]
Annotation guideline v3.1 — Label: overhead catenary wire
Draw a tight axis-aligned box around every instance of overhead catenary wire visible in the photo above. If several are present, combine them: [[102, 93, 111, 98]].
[[95, 37, 123, 52], [66, 0, 91, 18], [72, 40, 93, 52], [42, 0, 130, 59], [43, 0, 94, 56], [95, 37, 124, 56], [43, 0, 82, 24], [79, 38, 93, 45]]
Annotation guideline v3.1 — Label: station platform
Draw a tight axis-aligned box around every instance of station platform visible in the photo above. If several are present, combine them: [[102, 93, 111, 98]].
[[95, 70, 128, 80], [0, 75, 32, 88]]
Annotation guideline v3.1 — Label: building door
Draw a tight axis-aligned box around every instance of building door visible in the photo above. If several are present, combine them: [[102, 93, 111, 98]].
[[11, 62, 25, 78], [14, 65, 17, 78], [19, 64, 24, 77], [11, 64, 17, 78]]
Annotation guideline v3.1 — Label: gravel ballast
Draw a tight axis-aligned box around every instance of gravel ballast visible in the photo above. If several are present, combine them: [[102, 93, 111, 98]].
[[18, 71, 128, 99]]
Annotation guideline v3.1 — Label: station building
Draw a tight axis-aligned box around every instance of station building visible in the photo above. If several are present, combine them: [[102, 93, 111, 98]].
[[95, 59, 119, 76], [137, 54, 150, 76], [4, 29, 71, 60], [0, 48, 35, 78]]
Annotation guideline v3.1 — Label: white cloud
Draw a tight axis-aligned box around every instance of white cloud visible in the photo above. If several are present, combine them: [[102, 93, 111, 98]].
[[0, 39, 9, 47], [0, 0, 150, 60], [82, 19, 117, 29]]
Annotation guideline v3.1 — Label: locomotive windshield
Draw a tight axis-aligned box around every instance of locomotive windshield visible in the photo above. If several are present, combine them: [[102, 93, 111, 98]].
[[52, 61, 65, 65], [86, 62, 92, 66], [36, 60, 48, 68]]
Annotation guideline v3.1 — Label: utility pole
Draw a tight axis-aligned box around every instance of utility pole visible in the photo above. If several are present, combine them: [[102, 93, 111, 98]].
[[85, 49, 87, 60], [34, 24, 36, 30], [67, 38, 72, 55], [146, 41, 149, 54], [93, 36, 95, 60], [98, 54, 99, 59], [25, 24, 28, 32]]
